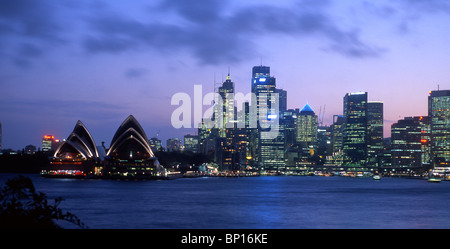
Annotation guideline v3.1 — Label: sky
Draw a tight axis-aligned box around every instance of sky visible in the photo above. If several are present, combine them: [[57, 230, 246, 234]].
[[1, 0, 450, 150]]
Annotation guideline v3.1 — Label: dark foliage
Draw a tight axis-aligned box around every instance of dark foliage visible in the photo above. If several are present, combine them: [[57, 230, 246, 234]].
[[0, 175, 87, 229]]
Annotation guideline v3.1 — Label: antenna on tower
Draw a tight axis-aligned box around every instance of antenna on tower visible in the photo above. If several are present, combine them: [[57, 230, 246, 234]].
[[318, 105, 322, 124], [322, 105, 326, 126]]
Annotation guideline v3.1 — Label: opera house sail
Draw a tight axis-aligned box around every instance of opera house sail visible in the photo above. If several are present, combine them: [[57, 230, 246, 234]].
[[104, 115, 164, 178], [42, 115, 165, 179], [43, 120, 100, 177]]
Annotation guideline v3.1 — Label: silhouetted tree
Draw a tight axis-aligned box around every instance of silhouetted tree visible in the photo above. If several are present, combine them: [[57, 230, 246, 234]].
[[0, 175, 87, 229]]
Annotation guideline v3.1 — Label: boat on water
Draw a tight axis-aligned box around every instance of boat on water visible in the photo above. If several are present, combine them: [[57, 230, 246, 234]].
[[372, 175, 381, 180], [428, 177, 442, 183]]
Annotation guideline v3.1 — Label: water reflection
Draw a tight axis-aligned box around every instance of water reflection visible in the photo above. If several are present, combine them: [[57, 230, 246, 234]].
[[1, 173, 450, 229]]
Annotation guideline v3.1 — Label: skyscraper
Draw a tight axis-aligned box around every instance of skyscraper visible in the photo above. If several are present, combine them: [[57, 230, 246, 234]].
[[391, 116, 430, 175], [366, 101, 384, 168], [343, 92, 368, 168], [428, 90, 450, 171], [296, 103, 318, 147], [251, 65, 285, 173], [217, 74, 236, 133]]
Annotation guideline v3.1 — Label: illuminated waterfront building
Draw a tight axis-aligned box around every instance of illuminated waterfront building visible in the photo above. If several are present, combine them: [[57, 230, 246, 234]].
[[149, 137, 162, 152], [251, 65, 285, 173], [295, 103, 319, 169], [184, 134, 199, 153], [366, 101, 384, 168], [296, 103, 318, 146], [390, 116, 431, 175], [343, 92, 368, 168], [46, 121, 100, 176], [166, 138, 182, 152], [329, 115, 345, 165], [44, 116, 163, 178], [105, 115, 163, 178], [42, 135, 55, 152], [428, 90, 450, 172]]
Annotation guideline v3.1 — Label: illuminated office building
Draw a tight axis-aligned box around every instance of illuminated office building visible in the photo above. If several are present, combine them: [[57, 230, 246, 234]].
[[343, 92, 368, 168], [329, 115, 345, 165], [184, 134, 199, 153], [366, 101, 384, 168], [251, 65, 285, 173], [217, 73, 236, 134], [149, 137, 162, 152], [166, 138, 182, 152], [296, 103, 318, 146], [428, 90, 450, 171], [391, 116, 430, 175], [42, 135, 55, 152]]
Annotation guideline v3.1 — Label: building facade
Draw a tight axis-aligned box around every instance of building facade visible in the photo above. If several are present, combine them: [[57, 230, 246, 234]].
[[366, 101, 384, 168], [251, 65, 285, 173], [390, 116, 430, 175], [343, 92, 368, 168], [428, 90, 450, 172]]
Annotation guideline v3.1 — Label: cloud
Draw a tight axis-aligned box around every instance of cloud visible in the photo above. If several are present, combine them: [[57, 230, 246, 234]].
[[0, 0, 70, 68], [81, 0, 385, 65]]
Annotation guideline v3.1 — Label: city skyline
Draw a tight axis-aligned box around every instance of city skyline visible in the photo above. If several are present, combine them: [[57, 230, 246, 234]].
[[1, 0, 450, 150]]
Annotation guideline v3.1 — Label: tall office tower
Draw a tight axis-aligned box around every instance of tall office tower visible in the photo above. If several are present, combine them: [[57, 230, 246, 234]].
[[251, 65, 285, 173], [343, 92, 368, 168], [391, 116, 431, 175], [366, 101, 384, 168], [296, 103, 318, 168], [296, 103, 318, 147], [183, 134, 199, 153], [217, 74, 236, 134], [428, 90, 450, 170], [42, 135, 55, 152]]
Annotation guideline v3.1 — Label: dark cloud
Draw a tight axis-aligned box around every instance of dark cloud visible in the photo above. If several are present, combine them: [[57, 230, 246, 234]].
[[157, 0, 224, 23], [82, 0, 385, 65], [0, 0, 70, 68]]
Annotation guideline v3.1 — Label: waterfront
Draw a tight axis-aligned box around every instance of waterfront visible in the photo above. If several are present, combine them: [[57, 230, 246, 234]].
[[1, 173, 450, 229]]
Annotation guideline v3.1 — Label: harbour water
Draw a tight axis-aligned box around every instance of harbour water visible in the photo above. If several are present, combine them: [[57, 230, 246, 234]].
[[2, 173, 450, 229]]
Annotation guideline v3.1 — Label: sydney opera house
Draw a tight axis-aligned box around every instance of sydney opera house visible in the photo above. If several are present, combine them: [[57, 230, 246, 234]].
[[42, 115, 165, 179]]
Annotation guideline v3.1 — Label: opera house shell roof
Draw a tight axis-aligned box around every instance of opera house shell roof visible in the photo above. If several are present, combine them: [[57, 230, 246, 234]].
[[107, 115, 155, 161], [54, 120, 99, 160]]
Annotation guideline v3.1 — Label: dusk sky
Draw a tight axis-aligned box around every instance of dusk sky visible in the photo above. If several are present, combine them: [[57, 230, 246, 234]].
[[1, 0, 450, 150]]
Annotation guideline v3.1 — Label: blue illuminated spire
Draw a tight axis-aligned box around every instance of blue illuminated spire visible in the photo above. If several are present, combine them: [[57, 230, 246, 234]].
[[300, 103, 315, 114]]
